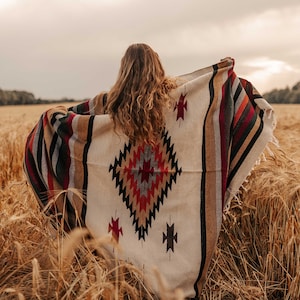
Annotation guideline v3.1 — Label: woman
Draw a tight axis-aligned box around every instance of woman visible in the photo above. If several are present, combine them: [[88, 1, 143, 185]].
[[24, 43, 178, 230], [24, 44, 274, 298]]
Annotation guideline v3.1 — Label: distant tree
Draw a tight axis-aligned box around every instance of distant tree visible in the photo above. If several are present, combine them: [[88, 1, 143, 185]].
[[292, 82, 300, 92], [289, 89, 300, 103], [0, 89, 81, 106], [263, 81, 300, 104], [0, 89, 36, 105]]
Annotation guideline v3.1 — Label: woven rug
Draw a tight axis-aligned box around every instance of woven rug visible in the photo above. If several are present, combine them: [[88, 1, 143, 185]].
[[24, 58, 275, 298]]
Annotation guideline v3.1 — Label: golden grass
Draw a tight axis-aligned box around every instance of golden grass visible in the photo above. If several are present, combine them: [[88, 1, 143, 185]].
[[1, 103, 300, 299]]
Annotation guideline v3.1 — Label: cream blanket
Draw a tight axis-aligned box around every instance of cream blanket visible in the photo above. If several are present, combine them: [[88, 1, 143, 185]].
[[24, 58, 275, 298]]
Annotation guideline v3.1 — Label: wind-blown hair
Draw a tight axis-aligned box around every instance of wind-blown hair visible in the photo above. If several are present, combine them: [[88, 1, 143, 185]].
[[106, 43, 177, 144]]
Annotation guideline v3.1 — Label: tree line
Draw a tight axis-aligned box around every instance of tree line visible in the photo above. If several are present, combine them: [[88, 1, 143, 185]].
[[263, 81, 300, 104], [0, 89, 77, 106], [1, 81, 300, 105]]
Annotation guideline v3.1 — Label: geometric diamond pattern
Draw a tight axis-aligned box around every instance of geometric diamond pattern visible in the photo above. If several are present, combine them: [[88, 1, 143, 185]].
[[109, 129, 182, 240]]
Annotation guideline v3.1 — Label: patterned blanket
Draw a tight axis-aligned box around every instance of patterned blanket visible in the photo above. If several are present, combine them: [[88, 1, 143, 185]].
[[24, 58, 275, 298]]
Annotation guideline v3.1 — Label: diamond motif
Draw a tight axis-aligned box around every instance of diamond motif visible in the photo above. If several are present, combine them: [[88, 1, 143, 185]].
[[109, 130, 182, 240]]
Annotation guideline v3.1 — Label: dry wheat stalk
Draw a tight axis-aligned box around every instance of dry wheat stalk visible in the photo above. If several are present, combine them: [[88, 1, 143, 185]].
[[1, 106, 300, 299]]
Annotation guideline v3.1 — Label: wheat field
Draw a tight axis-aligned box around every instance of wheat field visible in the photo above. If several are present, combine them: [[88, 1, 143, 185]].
[[0, 103, 299, 299]]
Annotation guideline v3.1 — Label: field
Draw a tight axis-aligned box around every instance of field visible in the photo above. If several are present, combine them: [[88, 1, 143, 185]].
[[1, 103, 300, 299]]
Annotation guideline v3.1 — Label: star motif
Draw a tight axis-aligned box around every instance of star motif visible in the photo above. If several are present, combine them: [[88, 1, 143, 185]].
[[108, 217, 123, 242], [139, 159, 154, 183], [174, 93, 187, 121], [163, 223, 178, 252]]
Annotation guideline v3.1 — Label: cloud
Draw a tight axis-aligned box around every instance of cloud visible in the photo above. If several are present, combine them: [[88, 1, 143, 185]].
[[0, 0, 299, 98], [238, 58, 300, 92]]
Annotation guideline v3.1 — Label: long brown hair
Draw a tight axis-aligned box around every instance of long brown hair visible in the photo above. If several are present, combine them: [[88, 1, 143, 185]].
[[106, 43, 177, 144]]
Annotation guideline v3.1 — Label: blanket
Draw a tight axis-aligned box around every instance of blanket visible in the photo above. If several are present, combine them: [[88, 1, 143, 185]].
[[24, 58, 275, 298]]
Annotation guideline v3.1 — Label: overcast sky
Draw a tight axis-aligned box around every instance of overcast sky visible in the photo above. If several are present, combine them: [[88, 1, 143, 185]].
[[1, 0, 300, 99]]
